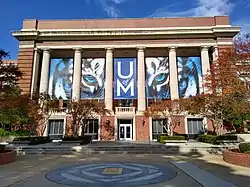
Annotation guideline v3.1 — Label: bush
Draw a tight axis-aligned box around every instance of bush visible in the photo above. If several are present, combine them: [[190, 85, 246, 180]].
[[197, 135, 238, 144], [239, 143, 250, 153], [0, 128, 30, 137], [62, 135, 93, 145], [13, 136, 50, 145], [197, 135, 218, 144], [158, 135, 186, 143]]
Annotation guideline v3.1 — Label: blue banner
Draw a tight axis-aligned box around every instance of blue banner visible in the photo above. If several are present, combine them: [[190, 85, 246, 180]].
[[114, 58, 137, 99]]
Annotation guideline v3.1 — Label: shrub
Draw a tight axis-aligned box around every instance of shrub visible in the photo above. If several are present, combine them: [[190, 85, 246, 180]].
[[13, 136, 50, 145], [197, 135, 218, 144], [62, 135, 93, 145], [197, 135, 238, 144], [217, 135, 238, 141], [158, 135, 186, 143], [239, 143, 250, 153], [0, 129, 30, 137]]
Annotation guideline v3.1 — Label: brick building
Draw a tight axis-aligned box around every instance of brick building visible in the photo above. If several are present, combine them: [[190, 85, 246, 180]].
[[12, 16, 240, 141]]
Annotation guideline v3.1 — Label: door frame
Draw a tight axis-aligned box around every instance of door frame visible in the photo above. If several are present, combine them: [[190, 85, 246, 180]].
[[119, 123, 132, 141]]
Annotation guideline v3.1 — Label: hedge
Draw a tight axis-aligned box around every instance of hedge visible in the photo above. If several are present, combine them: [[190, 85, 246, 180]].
[[62, 135, 93, 145], [13, 136, 50, 145], [239, 143, 250, 153], [0, 128, 30, 137], [158, 135, 186, 143], [197, 135, 238, 144]]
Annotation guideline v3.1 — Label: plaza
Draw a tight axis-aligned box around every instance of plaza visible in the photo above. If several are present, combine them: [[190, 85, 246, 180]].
[[1, 153, 250, 187]]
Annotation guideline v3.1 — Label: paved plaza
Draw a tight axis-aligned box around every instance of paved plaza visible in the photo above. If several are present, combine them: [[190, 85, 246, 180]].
[[0, 154, 250, 187]]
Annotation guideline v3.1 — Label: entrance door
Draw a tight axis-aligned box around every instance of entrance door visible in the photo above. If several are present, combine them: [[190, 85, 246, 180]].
[[119, 124, 132, 140]]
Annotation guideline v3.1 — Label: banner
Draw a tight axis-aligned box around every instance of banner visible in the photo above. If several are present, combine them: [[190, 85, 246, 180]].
[[48, 58, 73, 100], [145, 57, 170, 99], [81, 58, 105, 99], [177, 57, 202, 98], [114, 58, 137, 99]]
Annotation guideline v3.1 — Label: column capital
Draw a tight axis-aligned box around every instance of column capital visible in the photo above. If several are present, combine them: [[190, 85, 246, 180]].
[[169, 46, 178, 52], [43, 48, 51, 53], [212, 45, 218, 51], [106, 47, 114, 52], [34, 48, 41, 53], [201, 46, 209, 51], [137, 46, 146, 51], [73, 47, 83, 52]]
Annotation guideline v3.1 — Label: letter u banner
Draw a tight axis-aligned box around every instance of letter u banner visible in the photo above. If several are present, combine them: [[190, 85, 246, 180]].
[[114, 58, 137, 99]]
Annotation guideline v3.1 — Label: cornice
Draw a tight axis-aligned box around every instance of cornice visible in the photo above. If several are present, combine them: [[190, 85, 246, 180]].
[[12, 26, 240, 41]]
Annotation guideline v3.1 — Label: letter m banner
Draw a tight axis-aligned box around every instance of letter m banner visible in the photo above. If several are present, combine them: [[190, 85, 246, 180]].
[[114, 58, 137, 99]]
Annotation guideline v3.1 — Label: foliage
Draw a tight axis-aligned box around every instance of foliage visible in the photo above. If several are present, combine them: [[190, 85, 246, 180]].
[[144, 99, 186, 136], [182, 34, 250, 135], [23, 92, 60, 136], [13, 136, 50, 145], [0, 128, 29, 137], [68, 100, 110, 137], [239, 143, 250, 153], [62, 135, 92, 144], [158, 135, 186, 143], [0, 49, 22, 93], [197, 135, 238, 144]]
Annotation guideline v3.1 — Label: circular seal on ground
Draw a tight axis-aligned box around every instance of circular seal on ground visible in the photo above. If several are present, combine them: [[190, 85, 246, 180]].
[[46, 162, 177, 187]]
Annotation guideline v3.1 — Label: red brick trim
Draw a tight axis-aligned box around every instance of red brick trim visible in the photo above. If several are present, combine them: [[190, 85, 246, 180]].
[[223, 149, 250, 167], [0, 150, 17, 165]]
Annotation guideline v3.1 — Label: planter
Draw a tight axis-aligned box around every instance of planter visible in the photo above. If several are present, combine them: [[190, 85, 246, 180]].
[[223, 149, 250, 167], [237, 134, 250, 142], [0, 150, 17, 165]]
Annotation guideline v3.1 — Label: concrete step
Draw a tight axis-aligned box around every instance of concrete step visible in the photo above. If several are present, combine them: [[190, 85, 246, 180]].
[[5, 144, 229, 155]]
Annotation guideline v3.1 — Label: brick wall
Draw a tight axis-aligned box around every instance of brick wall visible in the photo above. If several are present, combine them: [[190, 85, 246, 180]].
[[17, 48, 34, 94], [100, 116, 115, 140], [135, 116, 149, 141], [172, 116, 186, 134]]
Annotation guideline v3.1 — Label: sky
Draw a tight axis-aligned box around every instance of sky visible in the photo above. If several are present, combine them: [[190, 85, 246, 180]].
[[1, 0, 250, 59]]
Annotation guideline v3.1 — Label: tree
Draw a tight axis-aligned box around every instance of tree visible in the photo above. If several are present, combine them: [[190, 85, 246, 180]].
[[0, 49, 22, 93], [183, 33, 250, 134], [144, 99, 186, 136], [68, 100, 110, 137], [23, 93, 60, 136]]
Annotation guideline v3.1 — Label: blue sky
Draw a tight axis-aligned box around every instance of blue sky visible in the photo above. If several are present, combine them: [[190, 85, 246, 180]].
[[1, 0, 250, 59]]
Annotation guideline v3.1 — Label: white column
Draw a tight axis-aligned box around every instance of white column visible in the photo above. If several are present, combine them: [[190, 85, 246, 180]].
[[105, 48, 113, 113], [31, 48, 40, 94], [137, 47, 146, 112], [169, 47, 179, 100], [212, 46, 219, 63], [72, 48, 82, 101], [39, 48, 51, 94], [201, 46, 211, 93]]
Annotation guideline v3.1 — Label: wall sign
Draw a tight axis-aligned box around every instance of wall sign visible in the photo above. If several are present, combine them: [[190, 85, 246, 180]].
[[114, 58, 137, 99]]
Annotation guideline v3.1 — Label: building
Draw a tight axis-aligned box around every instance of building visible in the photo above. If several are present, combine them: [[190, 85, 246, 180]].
[[12, 16, 240, 141]]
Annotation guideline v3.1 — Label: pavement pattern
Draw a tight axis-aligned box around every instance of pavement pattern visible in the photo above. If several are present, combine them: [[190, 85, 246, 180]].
[[0, 154, 249, 187]]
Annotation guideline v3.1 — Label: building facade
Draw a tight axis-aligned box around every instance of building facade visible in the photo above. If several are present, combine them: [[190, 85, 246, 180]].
[[12, 16, 240, 141]]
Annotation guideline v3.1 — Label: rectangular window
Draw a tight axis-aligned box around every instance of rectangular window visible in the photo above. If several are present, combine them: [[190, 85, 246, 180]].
[[48, 120, 64, 135], [152, 119, 168, 140], [187, 118, 204, 134], [83, 119, 99, 140]]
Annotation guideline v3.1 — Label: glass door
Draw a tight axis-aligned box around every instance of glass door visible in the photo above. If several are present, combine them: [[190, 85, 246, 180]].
[[119, 124, 132, 140]]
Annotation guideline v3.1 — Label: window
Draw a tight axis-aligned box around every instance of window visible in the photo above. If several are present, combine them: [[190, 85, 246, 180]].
[[83, 119, 99, 139], [48, 120, 64, 135], [187, 118, 204, 134], [152, 119, 168, 140], [118, 99, 133, 107]]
